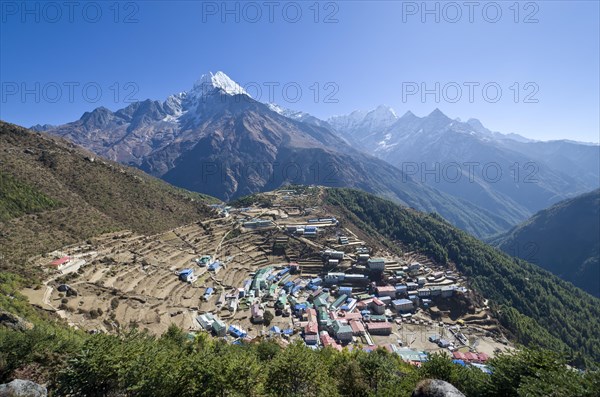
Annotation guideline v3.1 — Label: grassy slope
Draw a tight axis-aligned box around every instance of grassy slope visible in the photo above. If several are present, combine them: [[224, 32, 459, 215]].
[[0, 121, 218, 275], [326, 188, 600, 367]]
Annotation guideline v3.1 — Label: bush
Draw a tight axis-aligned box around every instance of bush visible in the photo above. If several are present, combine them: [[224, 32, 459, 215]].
[[263, 310, 274, 326], [110, 298, 119, 310]]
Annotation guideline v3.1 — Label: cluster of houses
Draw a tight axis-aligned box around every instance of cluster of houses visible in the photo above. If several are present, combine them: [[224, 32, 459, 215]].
[[239, 254, 470, 355], [178, 257, 223, 283], [284, 217, 338, 237], [196, 312, 247, 339], [209, 204, 231, 218], [243, 219, 274, 228], [189, 202, 484, 366], [190, 242, 468, 351]]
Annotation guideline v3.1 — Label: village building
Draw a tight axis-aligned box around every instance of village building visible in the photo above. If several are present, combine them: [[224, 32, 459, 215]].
[[370, 298, 386, 314], [320, 331, 343, 351], [332, 320, 353, 342], [392, 298, 414, 313], [376, 285, 396, 298], [49, 256, 72, 270], [366, 321, 392, 335], [367, 258, 385, 272], [349, 320, 366, 336], [251, 303, 264, 323]]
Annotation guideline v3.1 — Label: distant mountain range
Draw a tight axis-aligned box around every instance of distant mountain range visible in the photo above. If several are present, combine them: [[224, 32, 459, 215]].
[[37, 72, 515, 238], [328, 106, 600, 226], [32, 71, 599, 238], [492, 189, 600, 297]]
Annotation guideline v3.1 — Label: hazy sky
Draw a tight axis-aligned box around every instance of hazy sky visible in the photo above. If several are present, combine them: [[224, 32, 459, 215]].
[[1, 1, 599, 142]]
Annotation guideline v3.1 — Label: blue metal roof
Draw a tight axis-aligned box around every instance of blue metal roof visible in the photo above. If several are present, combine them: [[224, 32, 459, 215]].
[[393, 299, 412, 304]]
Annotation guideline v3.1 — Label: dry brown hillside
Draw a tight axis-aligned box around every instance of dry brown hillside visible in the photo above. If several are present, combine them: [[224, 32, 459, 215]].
[[0, 121, 218, 276]]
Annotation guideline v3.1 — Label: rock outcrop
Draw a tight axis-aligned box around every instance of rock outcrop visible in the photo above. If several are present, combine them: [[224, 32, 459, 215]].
[[0, 379, 47, 397], [412, 379, 465, 397]]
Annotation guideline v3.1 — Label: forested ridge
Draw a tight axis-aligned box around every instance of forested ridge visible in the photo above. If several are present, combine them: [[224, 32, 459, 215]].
[[492, 189, 600, 297]]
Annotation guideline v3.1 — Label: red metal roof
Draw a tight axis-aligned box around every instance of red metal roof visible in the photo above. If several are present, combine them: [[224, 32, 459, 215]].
[[304, 321, 318, 335], [477, 353, 489, 362], [372, 298, 385, 306], [50, 256, 70, 266], [320, 332, 342, 351], [452, 352, 466, 360], [464, 352, 479, 361], [350, 320, 365, 334], [366, 322, 392, 330]]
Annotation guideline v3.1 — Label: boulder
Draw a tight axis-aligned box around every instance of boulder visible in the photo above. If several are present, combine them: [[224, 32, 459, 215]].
[[412, 379, 465, 397], [0, 311, 33, 331], [0, 379, 47, 397]]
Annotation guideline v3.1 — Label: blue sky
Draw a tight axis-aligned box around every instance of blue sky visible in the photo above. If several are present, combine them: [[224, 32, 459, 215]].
[[1, 0, 599, 142]]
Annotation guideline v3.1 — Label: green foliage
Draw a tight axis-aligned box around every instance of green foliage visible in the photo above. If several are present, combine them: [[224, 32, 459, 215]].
[[229, 193, 273, 208], [486, 348, 600, 397], [263, 310, 274, 326], [0, 272, 37, 319], [493, 189, 600, 297], [420, 353, 487, 397], [0, 321, 597, 397], [0, 171, 60, 221], [354, 348, 416, 396], [0, 322, 85, 383], [326, 188, 600, 367], [265, 341, 338, 397]]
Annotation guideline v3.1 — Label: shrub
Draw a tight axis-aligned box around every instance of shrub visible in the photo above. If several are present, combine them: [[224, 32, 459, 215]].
[[110, 298, 119, 310], [263, 310, 274, 326]]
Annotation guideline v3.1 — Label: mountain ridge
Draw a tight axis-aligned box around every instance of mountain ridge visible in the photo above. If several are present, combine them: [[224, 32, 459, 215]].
[[327, 106, 600, 226], [38, 71, 513, 238]]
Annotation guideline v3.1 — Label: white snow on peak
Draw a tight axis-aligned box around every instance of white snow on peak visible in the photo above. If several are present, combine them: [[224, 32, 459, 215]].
[[161, 92, 186, 122], [373, 105, 398, 118], [267, 102, 286, 115], [364, 105, 398, 123], [267, 102, 309, 120], [190, 71, 249, 97]]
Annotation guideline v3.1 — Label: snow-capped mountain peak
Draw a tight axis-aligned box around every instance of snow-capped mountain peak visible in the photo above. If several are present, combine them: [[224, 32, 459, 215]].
[[365, 105, 398, 121], [189, 71, 249, 97]]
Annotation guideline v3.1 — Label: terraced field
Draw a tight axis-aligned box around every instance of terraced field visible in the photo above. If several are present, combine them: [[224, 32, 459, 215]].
[[28, 213, 303, 334]]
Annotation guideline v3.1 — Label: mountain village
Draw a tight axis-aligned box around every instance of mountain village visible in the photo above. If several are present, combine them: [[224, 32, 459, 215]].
[[23, 187, 510, 373]]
